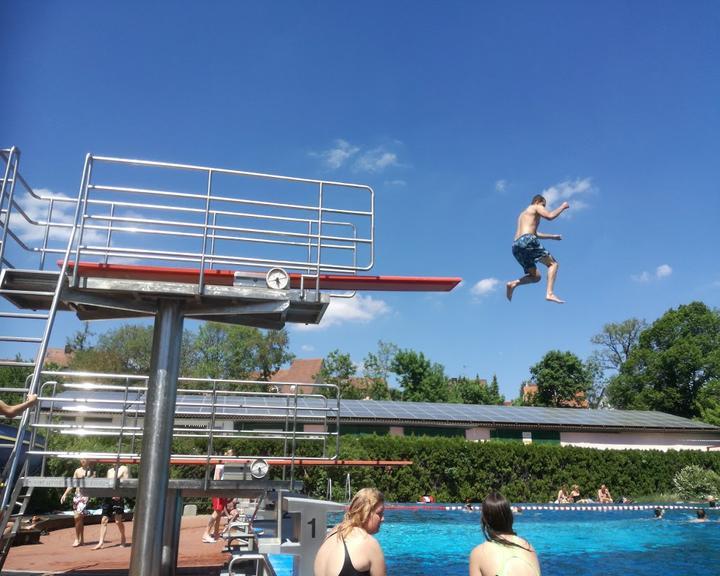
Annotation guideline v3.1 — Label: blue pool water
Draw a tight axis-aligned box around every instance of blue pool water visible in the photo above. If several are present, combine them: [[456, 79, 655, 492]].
[[370, 506, 720, 576]]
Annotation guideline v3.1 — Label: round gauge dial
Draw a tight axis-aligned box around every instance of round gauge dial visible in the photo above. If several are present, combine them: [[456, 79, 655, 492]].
[[266, 267, 290, 290], [250, 458, 269, 479]]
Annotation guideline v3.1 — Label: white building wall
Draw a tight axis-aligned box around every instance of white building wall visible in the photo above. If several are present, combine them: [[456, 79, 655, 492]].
[[561, 430, 720, 451], [465, 427, 491, 442]]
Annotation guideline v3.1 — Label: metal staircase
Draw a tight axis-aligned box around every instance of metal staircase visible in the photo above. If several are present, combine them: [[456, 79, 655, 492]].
[[0, 148, 374, 573]]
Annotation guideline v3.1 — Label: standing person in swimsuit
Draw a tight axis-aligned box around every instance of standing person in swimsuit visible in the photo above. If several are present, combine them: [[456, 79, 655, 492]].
[[506, 195, 569, 304], [60, 458, 95, 547], [93, 465, 130, 550], [469, 492, 541, 576], [314, 487, 386, 576], [202, 447, 236, 543]]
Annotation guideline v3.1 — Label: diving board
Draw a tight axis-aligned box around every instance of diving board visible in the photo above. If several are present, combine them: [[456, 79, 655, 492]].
[[61, 261, 462, 292]]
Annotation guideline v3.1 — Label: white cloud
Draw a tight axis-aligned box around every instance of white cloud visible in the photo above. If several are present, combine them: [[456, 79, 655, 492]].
[[354, 148, 399, 173], [300, 344, 315, 352], [541, 177, 595, 211], [495, 179, 507, 193], [471, 277, 500, 297], [311, 139, 360, 170], [656, 264, 672, 278], [311, 140, 402, 174], [293, 294, 390, 331], [384, 179, 407, 187], [632, 263, 672, 283]]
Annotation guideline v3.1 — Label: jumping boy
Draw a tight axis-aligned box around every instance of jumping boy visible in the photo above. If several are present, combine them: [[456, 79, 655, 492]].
[[506, 195, 569, 303]]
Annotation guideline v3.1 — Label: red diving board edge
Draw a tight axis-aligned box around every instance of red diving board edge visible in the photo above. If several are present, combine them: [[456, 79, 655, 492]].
[[61, 261, 461, 292]]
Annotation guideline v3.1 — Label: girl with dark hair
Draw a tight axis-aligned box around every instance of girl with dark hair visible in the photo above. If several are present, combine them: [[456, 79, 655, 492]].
[[314, 487, 386, 576], [469, 492, 541, 576]]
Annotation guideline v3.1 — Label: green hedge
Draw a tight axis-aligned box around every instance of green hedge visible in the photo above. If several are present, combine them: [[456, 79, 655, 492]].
[[299, 435, 720, 503], [30, 434, 720, 512]]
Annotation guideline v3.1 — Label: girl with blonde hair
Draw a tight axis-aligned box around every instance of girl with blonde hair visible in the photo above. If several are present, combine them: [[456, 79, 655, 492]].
[[314, 487, 386, 576]]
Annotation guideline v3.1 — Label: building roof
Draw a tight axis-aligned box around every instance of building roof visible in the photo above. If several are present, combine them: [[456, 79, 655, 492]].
[[47, 392, 720, 433], [270, 358, 323, 393]]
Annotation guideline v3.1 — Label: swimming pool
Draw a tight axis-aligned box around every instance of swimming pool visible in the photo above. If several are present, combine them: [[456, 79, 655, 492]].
[[370, 506, 719, 576]]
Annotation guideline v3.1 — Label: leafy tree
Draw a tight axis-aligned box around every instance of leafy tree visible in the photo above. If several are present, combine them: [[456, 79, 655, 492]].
[[361, 341, 398, 400], [253, 329, 294, 381], [590, 318, 647, 372], [317, 349, 362, 399], [695, 381, 720, 426], [68, 324, 155, 374], [449, 374, 505, 405], [528, 350, 592, 407], [589, 318, 647, 407], [607, 302, 720, 418], [66, 322, 293, 385], [391, 350, 448, 402]]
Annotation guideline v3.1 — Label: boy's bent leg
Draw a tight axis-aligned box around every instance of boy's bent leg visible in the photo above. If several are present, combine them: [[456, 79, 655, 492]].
[[542, 257, 564, 304], [506, 269, 541, 301]]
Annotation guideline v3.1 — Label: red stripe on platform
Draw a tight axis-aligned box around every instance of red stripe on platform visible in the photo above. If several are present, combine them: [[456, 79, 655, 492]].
[[62, 262, 461, 292]]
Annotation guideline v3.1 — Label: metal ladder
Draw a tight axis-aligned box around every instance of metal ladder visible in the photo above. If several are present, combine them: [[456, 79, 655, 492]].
[[0, 147, 82, 567]]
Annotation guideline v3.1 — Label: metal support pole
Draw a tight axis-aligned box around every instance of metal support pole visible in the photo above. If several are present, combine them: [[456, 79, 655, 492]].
[[160, 489, 183, 576], [129, 300, 184, 576]]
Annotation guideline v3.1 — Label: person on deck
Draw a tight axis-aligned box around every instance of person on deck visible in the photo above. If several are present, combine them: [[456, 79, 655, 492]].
[[506, 195, 569, 304], [60, 458, 95, 547], [597, 484, 613, 503], [202, 447, 235, 543], [93, 465, 130, 550], [555, 486, 570, 504], [469, 492, 541, 576], [314, 487, 386, 576], [568, 485, 581, 503], [0, 393, 38, 418]]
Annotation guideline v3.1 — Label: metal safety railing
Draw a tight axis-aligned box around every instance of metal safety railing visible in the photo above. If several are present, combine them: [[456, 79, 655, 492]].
[[23, 370, 340, 485], [1, 151, 375, 292]]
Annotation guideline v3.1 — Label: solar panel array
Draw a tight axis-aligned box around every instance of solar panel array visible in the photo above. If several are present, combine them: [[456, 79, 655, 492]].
[[47, 392, 719, 431]]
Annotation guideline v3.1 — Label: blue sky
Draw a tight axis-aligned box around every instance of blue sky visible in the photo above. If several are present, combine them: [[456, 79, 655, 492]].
[[3, 1, 720, 400]]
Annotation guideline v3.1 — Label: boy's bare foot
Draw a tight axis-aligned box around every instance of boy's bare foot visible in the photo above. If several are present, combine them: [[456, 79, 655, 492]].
[[73, 539, 82, 547], [506, 282, 516, 302], [546, 294, 565, 304], [93, 542, 104, 550], [26, 394, 38, 406]]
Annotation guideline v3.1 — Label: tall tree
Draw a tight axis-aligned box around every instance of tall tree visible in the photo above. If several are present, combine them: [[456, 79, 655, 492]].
[[528, 350, 592, 408], [391, 350, 448, 402], [317, 349, 361, 399], [588, 318, 647, 408], [695, 381, 720, 426], [69, 324, 155, 374], [607, 301, 720, 418], [361, 341, 398, 401], [449, 374, 505, 405], [590, 318, 648, 372]]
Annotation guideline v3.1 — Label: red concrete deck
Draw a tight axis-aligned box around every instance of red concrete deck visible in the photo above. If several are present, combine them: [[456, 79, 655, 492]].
[[5, 515, 227, 575]]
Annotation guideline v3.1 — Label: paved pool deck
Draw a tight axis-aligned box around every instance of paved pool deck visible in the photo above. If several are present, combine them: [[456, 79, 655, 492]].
[[4, 514, 226, 575]]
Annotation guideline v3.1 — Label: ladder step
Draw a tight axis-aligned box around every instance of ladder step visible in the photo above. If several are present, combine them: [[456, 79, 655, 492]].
[[0, 289, 55, 297], [0, 312, 49, 319], [0, 360, 35, 367], [0, 336, 43, 343]]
